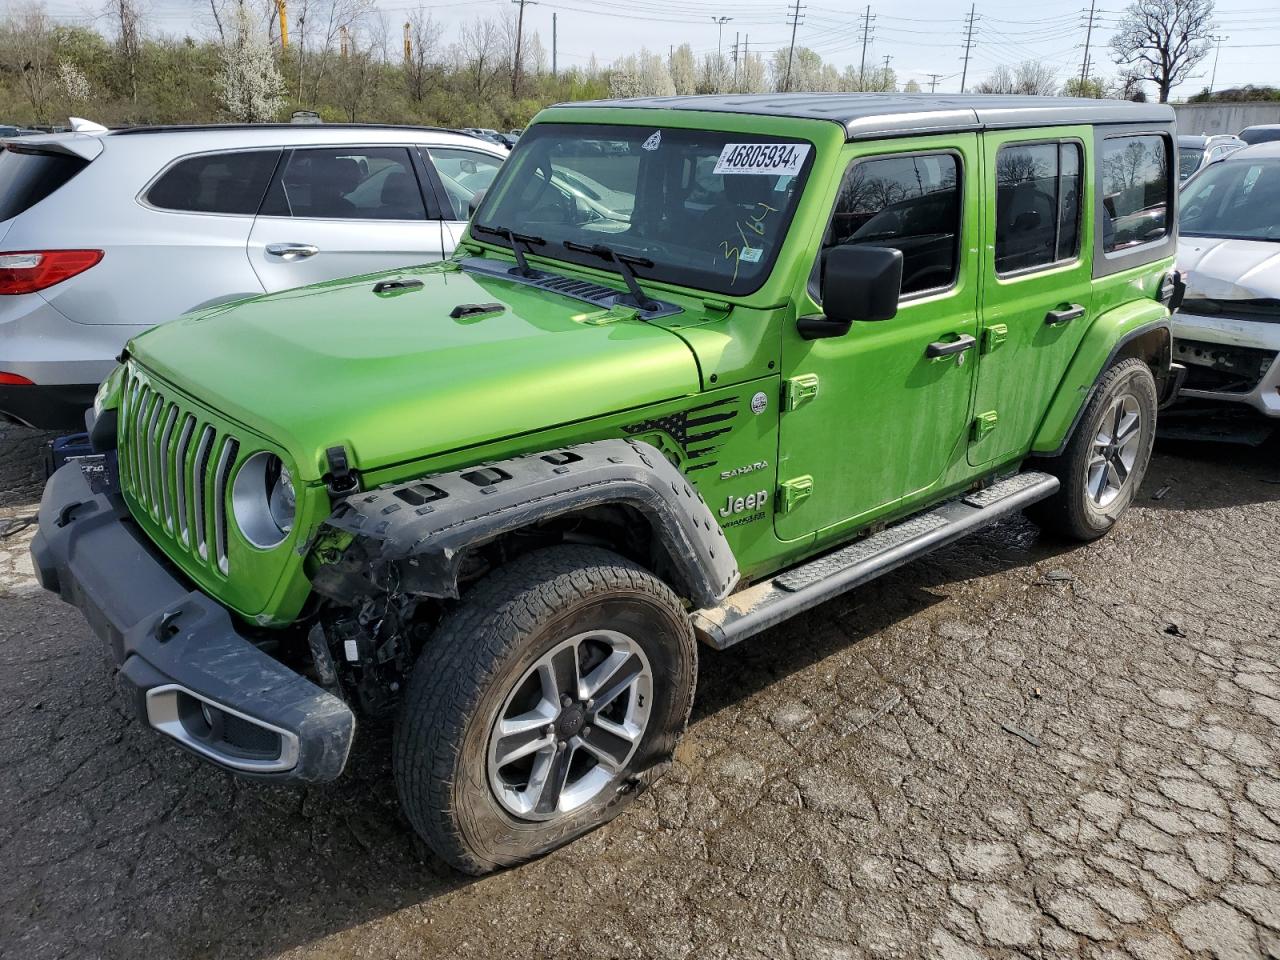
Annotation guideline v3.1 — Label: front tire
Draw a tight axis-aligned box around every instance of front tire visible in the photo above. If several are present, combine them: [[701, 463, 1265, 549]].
[[393, 545, 696, 875], [1028, 357, 1158, 541]]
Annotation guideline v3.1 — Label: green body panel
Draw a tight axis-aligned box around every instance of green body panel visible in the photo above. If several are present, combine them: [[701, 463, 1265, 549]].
[[968, 125, 1097, 467], [1030, 289, 1170, 454], [98, 104, 1173, 626], [774, 133, 983, 543]]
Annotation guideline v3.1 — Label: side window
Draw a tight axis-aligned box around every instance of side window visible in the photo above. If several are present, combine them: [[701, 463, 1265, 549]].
[[994, 141, 1082, 274], [259, 147, 427, 220], [145, 150, 280, 215], [1101, 135, 1170, 253], [821, 152, 961, 298], [423, 147, 504, 220]]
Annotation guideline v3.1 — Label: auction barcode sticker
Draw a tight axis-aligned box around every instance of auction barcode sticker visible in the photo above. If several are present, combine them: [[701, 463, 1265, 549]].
[[714, 142, 811, 176]]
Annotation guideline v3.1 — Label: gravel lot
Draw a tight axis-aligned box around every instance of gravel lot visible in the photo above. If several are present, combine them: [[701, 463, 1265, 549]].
[[2, 424, 1278, 960]]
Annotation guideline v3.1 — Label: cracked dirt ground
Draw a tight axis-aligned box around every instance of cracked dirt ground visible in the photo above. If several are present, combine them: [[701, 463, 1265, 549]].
[[1, 424, 1278, 960]]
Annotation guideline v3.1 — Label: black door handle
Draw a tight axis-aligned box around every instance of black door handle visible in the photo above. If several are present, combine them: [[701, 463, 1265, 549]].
[[925, 334, 977, 358], [1045, 304, 1086, 326]]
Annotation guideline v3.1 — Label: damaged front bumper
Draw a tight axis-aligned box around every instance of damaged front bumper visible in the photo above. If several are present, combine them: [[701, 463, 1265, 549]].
[[30, 463, 354, 782], [1172, 310, 1280, 418]]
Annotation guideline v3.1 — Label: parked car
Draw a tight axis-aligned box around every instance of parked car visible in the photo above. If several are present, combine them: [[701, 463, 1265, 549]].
[[35, 94, 1182, 875], [1177, 133, 1246, 181], [460, 127, 508, 149], [0, 122, 506, 430], [1173, 141, 1280, 418], [1238, 124, 1280, 146]]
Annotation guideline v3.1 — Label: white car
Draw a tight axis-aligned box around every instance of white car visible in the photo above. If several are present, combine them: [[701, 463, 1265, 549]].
[[1173, 141, 1280, 419], [0, 121, 505, 430]]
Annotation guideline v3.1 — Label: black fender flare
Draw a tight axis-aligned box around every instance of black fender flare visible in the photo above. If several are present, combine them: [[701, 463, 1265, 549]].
[[320, 439, 740, 609]]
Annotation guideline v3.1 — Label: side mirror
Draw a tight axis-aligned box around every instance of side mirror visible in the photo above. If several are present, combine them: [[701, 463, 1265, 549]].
[[798, 245, 903, 340]]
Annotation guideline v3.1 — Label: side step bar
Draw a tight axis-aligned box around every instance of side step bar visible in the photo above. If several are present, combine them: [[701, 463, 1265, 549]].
[[691, 471, 1060, 650]]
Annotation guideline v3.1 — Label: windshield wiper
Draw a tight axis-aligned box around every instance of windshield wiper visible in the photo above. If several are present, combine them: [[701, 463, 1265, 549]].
[[471, 223, 546, 277], [562, 241, 659, 311]]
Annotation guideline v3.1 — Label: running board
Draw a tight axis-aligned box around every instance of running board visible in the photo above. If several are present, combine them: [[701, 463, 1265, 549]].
[[691, 471, 1059, 650]]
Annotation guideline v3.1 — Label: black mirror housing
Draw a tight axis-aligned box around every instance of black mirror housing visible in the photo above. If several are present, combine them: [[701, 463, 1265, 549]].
[[800, 245, 904, 340]]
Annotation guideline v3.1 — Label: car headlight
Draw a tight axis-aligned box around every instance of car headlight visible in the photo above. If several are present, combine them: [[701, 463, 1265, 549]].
[[231, 452, 295, 549]]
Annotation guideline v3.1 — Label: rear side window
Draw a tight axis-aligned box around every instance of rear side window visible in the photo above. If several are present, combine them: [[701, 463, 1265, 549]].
[[0, 146, 89, 221], [146, 150, 280, 215], [994, 141, 1082, 274], [822, 152, 961, 297], [1101, 135, 1170, 253], [259, 147, 427, 220]]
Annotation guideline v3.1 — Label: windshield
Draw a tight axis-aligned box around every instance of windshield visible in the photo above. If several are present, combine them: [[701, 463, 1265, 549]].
[[1180, 157, 1280, 242], [473, 123, 816, 296], [1178, 147, 1204, 181]]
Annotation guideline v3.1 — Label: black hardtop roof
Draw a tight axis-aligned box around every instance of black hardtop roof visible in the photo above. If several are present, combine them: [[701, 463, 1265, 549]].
[[554, 93, 1174, 140]]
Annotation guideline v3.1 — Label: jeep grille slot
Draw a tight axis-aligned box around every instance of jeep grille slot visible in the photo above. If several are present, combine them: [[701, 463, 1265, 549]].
[[212, 437, 238, 575], [119, 366, 241, 577]]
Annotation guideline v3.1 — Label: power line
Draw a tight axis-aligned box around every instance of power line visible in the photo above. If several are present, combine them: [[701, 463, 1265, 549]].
[[783, 0, 805, 92], [959, 4, 979, 93]]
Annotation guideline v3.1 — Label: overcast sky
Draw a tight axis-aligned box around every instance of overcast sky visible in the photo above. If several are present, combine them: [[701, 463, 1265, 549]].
[[41, 0, 1280, 97]]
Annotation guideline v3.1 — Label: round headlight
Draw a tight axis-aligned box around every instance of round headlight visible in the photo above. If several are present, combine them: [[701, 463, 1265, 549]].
[[231, 452, 295, 549]]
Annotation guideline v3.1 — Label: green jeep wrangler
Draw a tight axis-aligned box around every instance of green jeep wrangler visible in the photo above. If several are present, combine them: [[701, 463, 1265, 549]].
[[33, 95, 1184, 874]]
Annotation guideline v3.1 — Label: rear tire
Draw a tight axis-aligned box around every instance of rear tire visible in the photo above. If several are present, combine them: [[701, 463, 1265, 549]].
[[393, 545, 696, 875], [1027, 357, 1157, 542]]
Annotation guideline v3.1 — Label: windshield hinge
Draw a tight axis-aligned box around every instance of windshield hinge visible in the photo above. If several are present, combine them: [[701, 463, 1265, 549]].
[[700, 297, 732, 318]]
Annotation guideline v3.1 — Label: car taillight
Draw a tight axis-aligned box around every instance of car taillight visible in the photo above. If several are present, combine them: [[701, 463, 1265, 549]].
[[0, 250, 103, 295], [0, 372, 35, 385]]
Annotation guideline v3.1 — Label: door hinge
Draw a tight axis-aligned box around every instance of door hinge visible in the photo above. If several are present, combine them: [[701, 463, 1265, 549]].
[[972, 411, 999, 442], [778, 475, 813, 514], [784, 374, 820, 412], [982, 324, 1008, 354]]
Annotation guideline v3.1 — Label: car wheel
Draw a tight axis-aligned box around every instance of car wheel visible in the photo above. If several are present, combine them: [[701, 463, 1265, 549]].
[[393, 545, 696, 875], [1028, 357, 1157, 542]]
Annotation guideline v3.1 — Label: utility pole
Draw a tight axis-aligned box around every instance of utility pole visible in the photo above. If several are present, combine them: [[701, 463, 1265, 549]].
[[711, 15, 732, 62], [959, 4, 978, 94], [512, 0, 537, 97], [732, 32, 740, 90], [276, 0, 288, 49], [1079, 0, 1100, 90], [928, 72, 942, 93], [858, 5, 874, 90], [552, 12, 557, 78], [1209, 34, 1227, 90], [783, 1, 805, 92]]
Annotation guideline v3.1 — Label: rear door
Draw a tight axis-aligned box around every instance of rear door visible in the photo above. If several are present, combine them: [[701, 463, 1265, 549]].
[[247, 145, 446, 290], [968, 128, 1094, 466]]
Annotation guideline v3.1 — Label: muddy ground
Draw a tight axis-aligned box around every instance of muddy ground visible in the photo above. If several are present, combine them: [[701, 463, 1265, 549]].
[[1, 424, 1278, 960]]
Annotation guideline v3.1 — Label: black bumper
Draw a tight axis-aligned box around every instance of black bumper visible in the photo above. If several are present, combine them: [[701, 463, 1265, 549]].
[[0, 383, 97, 430], [30, 463, 354, 782]]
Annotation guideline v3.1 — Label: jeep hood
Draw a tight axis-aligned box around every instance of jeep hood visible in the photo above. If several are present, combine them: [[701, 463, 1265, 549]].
[[1177, 236, 1280, 301], [128, 264, 702, 479]]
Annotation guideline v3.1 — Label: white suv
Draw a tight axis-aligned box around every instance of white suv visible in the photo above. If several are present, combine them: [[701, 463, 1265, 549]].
[[0, 122, 506, 429]]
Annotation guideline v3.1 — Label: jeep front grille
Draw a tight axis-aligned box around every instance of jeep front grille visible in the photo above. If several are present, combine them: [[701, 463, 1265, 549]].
[[120, 370, 240, 576]]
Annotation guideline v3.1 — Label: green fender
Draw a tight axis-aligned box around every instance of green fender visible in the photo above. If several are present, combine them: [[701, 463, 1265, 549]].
[[1031, 299, 1171, 456]]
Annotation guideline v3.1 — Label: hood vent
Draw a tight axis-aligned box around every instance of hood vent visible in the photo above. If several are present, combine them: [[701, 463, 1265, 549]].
[[460, 256, 681, 320]]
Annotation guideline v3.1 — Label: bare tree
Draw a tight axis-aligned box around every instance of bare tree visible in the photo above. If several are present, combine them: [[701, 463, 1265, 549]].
[[333, 20, 379, 121], [106, 0, 143, 103], [977, 60, 1056, 95], [3, 4, 61, 121], [457, 17, 501, 101], [669, 42, 696, 95], [1109, 0, 1215, 102], [403, 5, 440, 102]]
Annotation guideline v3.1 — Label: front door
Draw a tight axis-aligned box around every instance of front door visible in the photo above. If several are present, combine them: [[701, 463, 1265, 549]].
[[968, 128, 1094, 466], [247, 145, 447, 292], [776, 135, 981, 542]]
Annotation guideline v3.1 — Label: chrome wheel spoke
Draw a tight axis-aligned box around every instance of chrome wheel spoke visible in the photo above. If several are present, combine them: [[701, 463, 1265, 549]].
[[493, 708, 555, 768], [577, 718, 636, 771], [538, 643, 579, 703], [583, 650, 644, 710], [532, 744, 575, 815], [1088, 457, 1109, 502], [1107, 460, 1124, 493]]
